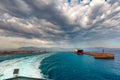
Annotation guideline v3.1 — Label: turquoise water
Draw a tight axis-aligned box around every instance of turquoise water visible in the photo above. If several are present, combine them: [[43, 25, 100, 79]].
[[0, 50, 120, 80], [40, 51, 120, 80]]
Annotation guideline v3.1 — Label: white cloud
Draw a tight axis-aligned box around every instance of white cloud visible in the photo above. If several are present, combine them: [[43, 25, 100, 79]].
[[0, 0, 120, 49], [14, 0, 31, 14], [0, 36, 55, 50]]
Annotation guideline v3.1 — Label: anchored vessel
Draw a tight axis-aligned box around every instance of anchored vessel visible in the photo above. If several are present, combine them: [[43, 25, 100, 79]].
[[74, 49, 84, 55]]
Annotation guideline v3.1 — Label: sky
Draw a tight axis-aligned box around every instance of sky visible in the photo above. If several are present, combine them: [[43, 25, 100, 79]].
[[0, 0, 120, 50]]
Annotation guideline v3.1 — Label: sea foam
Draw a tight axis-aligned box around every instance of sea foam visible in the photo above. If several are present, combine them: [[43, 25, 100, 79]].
[[0, 53, 52, 80]]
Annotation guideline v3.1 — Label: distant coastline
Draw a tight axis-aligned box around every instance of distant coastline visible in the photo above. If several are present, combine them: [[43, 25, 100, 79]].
[[0, 46, 120, 54]]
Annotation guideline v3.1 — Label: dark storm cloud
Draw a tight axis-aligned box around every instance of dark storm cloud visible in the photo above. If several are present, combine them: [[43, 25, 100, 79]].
[[0, 19, 41, 38], [0, 0, 70, 41], [0, 0, 69, 26], [0, 0, 120, 48]]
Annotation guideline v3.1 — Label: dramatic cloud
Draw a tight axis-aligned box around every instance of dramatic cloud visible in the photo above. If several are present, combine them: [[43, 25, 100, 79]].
[[0, 0, 120, 49]]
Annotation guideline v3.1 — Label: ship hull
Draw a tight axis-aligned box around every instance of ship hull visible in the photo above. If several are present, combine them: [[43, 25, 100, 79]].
[[74, 49, 83, 55]]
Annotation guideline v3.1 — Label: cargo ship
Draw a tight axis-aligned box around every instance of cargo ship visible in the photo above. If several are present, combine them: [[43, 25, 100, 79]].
[[74, 49, 83, 55]]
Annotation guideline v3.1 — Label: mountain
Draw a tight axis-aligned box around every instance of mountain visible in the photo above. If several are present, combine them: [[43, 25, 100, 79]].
[[18, 47, 41, 50], [18, 46, 120, 52], [17, 46, 74, 51], [83, 47, 120, 52]]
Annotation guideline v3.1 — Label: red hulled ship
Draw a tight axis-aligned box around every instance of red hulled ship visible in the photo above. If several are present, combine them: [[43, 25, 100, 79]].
[[74, 49, 83, 55]]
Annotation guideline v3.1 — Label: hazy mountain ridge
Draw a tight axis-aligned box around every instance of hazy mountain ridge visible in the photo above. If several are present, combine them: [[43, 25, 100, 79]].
[[18, 46, 74, 51], [18, 46, 120, 51], [18, 47, 41, 50]]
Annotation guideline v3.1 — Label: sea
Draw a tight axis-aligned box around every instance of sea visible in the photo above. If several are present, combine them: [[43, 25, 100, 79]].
[[0, 49, 120, 80]]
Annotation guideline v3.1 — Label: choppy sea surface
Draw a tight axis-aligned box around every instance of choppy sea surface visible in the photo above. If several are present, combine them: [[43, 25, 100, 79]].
[[0, 49, 120, 80]]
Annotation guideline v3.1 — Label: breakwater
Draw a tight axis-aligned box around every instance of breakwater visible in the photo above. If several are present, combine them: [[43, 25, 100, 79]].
[[84, 52, 114, 59]]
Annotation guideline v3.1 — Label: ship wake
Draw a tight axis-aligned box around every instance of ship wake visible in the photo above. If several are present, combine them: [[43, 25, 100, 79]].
[[0, 53, 52, 80]]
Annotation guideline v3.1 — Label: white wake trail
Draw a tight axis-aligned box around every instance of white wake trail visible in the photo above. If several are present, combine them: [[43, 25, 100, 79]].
[[0, 53, 52, 80]]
